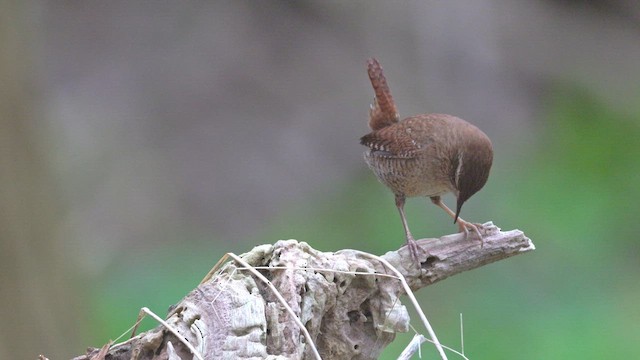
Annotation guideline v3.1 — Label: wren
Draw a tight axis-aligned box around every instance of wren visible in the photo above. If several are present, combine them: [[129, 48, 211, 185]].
[[360, 58, 493, 264]]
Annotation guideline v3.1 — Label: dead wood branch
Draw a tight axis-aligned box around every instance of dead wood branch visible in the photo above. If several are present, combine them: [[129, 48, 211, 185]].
[[71, 222, 534, 360]]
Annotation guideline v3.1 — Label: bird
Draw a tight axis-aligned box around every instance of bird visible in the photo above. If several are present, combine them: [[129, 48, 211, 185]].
[[360, 58, 493, 264]]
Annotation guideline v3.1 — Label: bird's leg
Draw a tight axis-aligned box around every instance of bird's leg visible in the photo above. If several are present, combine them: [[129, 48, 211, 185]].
[[395, 195, 422, 265], [429, 196, 484, 244]]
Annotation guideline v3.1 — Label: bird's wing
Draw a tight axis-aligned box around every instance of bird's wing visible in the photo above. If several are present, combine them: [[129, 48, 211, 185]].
[[360, 127, 428, 158]]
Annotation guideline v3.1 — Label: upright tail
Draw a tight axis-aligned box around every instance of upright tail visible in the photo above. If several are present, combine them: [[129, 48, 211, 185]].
[[366, 58, 400, 130]]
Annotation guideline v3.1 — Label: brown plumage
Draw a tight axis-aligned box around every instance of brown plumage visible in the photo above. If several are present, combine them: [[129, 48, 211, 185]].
[[360, 58, 493, 264]]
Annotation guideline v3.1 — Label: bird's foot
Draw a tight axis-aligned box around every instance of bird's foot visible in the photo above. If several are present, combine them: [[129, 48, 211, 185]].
[[457, 219, 486, 247], [406, 237, 424, 267]]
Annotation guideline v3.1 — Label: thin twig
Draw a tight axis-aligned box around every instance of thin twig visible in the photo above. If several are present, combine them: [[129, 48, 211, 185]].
[[460, 313, 465, 356], [349, 250, 449, 360], [138, 307, 204, 360]]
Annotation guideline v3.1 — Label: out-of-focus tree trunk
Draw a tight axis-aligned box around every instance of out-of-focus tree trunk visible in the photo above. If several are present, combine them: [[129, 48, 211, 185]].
[[0, 1, 80, 358]]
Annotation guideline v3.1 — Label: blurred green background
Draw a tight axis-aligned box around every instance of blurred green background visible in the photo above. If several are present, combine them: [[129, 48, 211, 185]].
[[2, 1, 639, 359]]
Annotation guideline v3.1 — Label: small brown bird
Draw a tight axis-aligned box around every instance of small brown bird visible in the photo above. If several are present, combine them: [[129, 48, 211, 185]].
[[360, 58, 493, 264]]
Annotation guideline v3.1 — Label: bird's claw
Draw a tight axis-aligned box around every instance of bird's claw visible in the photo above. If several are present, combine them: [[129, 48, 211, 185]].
[[458, 220, 485, 247], [406, 237, 423, 268]]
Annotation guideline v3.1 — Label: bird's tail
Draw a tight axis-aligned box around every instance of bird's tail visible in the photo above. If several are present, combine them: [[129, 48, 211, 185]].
[[367, 58, 399, 130]]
